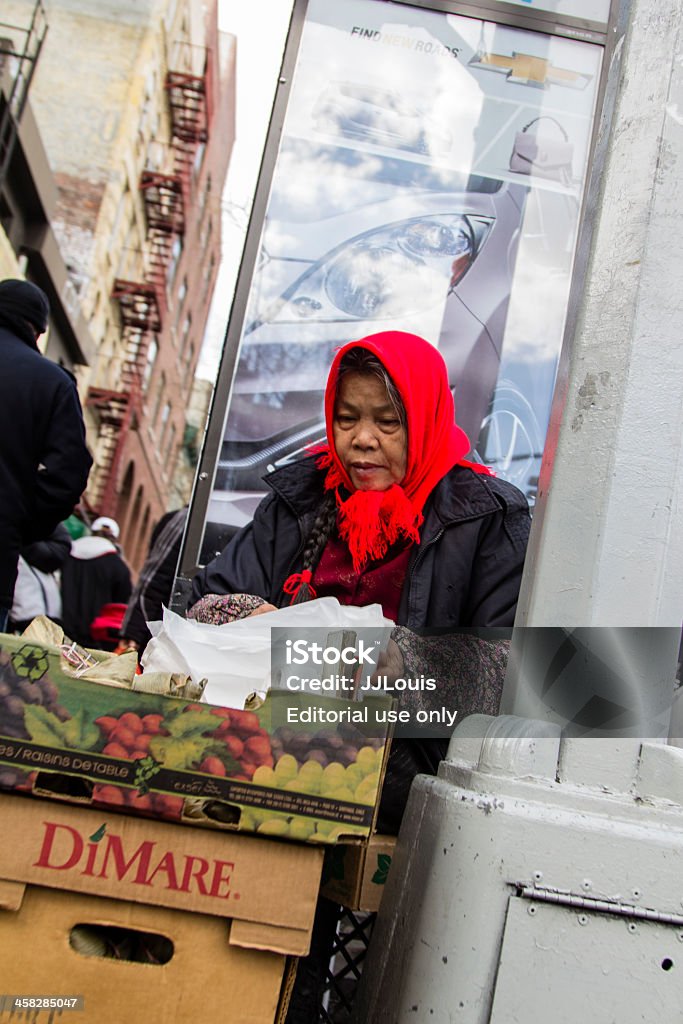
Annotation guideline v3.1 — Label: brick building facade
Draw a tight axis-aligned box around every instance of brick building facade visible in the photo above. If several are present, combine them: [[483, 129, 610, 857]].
[[5, 0, 235, 571]]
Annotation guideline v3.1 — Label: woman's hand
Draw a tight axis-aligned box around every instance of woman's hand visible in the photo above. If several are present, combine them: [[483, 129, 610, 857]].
[[368, 637, 405, 686], [246, 602, 278, 617], [187, 593, 277, 624]]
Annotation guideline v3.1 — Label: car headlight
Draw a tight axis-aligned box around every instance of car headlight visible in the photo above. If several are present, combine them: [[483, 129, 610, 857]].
[[260, 215, 491, 324]]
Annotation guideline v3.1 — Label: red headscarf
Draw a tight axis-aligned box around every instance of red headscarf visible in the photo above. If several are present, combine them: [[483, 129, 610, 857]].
[[314, 330, 490, 572]]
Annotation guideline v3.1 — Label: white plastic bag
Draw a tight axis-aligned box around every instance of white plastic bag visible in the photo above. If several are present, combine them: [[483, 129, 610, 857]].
[[141, 598, 394, 708]]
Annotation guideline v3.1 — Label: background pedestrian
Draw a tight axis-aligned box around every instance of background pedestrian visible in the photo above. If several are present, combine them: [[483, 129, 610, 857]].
[[60, 516, 131, 648], [0, 278, 92, 632]]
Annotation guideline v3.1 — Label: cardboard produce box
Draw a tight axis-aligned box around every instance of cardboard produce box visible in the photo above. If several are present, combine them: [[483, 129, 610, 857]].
[[0, 792, 324, 1024], [0, 634, 392, 844], [321, 835, 397, 913]]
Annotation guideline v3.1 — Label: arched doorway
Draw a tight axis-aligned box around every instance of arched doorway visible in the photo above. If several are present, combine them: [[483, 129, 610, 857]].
[[116, 461, 135, 541], [124, 484, 144, 567], [134, 503, 151, 572]]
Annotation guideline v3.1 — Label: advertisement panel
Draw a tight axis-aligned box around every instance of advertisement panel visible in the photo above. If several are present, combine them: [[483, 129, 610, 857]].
[[198, 0, 602, 564]]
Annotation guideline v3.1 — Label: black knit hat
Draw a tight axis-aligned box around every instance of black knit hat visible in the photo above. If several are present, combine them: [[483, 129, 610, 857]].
[[0, 278, 50, 333]]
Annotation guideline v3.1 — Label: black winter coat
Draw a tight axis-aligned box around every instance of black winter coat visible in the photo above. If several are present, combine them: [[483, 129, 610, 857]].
[[192, 457, 531, 834], [192, 457, 531, 629], [121, 507, 188, 650], [0, 327, 92, 608]]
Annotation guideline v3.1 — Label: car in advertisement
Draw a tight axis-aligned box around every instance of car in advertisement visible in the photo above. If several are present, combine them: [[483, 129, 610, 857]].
[[203, 136, 538, 557]]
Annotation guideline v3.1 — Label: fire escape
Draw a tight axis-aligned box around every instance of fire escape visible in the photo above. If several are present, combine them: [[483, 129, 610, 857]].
[[87, 41, 210, 516], [0, 2, 47, 191]]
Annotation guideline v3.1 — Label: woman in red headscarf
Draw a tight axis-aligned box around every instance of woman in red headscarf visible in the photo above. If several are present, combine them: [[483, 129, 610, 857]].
[[191, 332, 530, 1024], [191, 330, 530, 630]]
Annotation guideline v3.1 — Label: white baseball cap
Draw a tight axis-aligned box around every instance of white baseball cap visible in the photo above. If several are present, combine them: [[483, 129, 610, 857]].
[[91, 516, 120, 540]]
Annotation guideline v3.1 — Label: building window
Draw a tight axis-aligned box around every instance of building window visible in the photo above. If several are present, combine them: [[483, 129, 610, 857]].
[[167, 236, 183, 287], [180, 312, 192, 351], [166, 422, 177, 460], [159, 401, 171, 445], [193, 143, 206, 183], [203, 253, 216, 301], [111, 184, 130, 250], [197, 172, 211, 222], [184, 342, 195, 388], [200, 216, 213, 252], [164, 0, 179, 31], [174, 276, 188, 334], [153, 371, 166, 424], [142, 337, 159, 392]]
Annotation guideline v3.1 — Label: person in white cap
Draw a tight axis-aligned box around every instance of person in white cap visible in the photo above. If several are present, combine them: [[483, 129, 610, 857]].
[[60, 517, 131, 647], [90, 516, 120, 542]]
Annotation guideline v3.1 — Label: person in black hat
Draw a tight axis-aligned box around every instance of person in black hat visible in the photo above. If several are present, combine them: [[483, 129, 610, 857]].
[[0, 278, 93, 631]]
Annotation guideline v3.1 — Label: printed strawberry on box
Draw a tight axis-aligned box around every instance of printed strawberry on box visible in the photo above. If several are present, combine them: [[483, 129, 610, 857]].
[[0, 634, 393, 844]]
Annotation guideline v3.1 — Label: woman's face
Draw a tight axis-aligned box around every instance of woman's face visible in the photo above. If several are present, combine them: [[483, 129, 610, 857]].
[[333, 371, 407, 491]]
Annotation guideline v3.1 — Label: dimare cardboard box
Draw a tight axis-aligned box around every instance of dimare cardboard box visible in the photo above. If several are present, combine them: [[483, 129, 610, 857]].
[[0, 792, 323, 1024], [321, 835, 397, 913], [0, 634, 393, 845]]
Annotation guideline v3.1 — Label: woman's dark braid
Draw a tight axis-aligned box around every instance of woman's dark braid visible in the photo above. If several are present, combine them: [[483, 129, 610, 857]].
[[289, 491, 338, 604], [288, 347, 404, 604]]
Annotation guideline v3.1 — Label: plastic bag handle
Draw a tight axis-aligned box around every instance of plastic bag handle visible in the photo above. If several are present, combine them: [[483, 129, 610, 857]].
[[521, 116, 569, 141]]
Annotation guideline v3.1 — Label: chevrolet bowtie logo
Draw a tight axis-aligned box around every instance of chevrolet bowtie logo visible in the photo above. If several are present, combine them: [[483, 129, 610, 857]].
[[469, 50, 592, 90]]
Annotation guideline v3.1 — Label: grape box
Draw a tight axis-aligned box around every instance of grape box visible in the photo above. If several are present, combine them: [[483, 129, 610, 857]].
[[0, 633, 393, 844]]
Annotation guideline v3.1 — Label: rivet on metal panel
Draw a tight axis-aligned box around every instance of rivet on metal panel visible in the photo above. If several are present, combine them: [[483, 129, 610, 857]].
[[632, 889, 641, 900], [199, 472, 208, 481], [578, 914, 589, 926], [533, 871, 543, 883], [528, 905, 537, 916], [279, 77, 287, 84], [677, 933, 683, 943], [627, 922, 638, 933], [582, 880, 592, 891]]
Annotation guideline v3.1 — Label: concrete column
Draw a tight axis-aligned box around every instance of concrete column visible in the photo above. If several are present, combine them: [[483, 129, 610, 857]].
[[353, 721, 683, 1023]]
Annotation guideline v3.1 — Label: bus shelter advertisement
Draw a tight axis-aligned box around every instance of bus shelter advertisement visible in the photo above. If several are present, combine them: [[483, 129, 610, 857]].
[[201, 0, 602, 562]]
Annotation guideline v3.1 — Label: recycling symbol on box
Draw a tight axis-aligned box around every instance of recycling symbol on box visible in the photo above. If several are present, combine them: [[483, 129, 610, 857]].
[[12, 644, 50, 682]]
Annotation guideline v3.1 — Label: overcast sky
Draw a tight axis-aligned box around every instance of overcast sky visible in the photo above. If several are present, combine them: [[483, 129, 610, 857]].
[[197, 0, 295, 379]]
